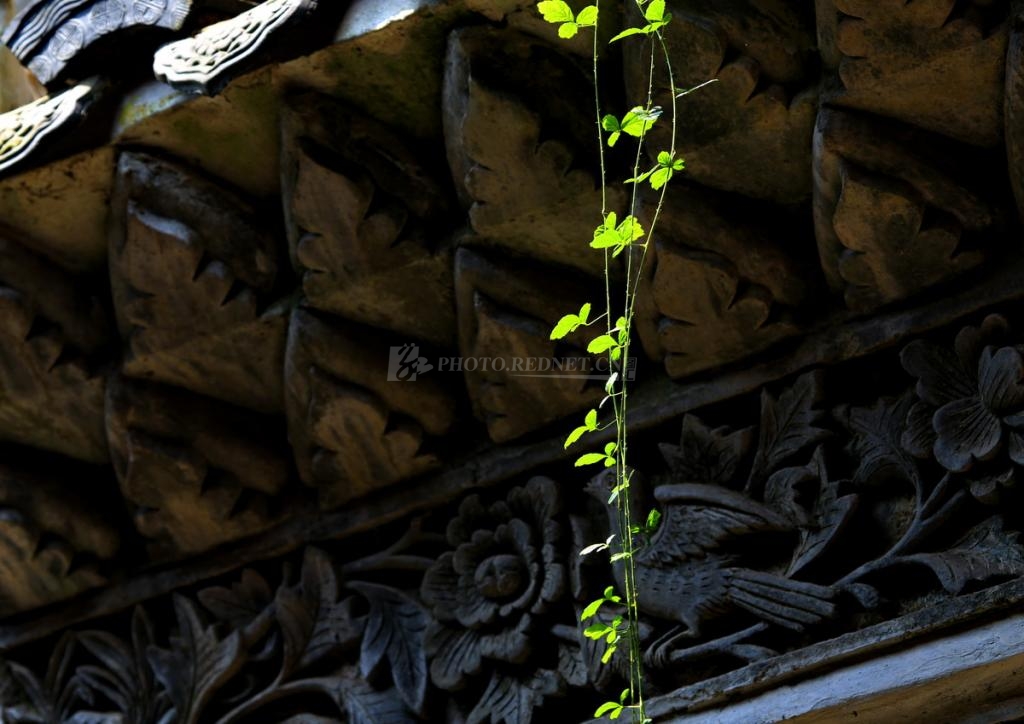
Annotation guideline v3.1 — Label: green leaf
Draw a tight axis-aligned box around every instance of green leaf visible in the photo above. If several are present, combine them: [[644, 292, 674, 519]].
[[607, 130, 621, 147], [625, 167, 655, 185], [576, 5, 598, 25], [620, 106, 661, 138], [578, 302, 592, 324], [650, 166, 673, 189], [617, 215, 645, 243], [564, 425, 589, 449], [646, 508, 662, 530], [550, 313, 579, 340], [603, 585, 616, 599], [585, 409, 598, 429], [610, 551, 631, 562], [576, 453, 608, 467], [581, 598, 604, 620], [657, 150, 673, 165], [604, 442, 617, 455], [591, 228, 622, 249], [609, 26, 646, 43], [584, 623, 611, 639], [619, 689, 630, 703], [601, 114, 619, 132], [645, 0, 666, 22], [579, 542, 608, 556], [558, 21, 579, 38], [602, 644, 618, 665], [673, 158, 685, 171], [588, 335, 618, 354], [595, 702, 622, 718], [537, 0, 574, 22], [605, 371, 618, 394]]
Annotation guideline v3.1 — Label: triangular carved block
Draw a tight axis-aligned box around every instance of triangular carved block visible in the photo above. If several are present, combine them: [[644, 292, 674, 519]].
[[444, 26, 623, 277], [0, 456, 119, 616], [634, 189, 810, 378], [110, 152, 287, 413], [455, 247, 602, 443], [0, 230, 110, 462], [281, 94, 456, 348], [623, 0, 817, 204], [285, 307, 456, 510], [817, 0, 1007, 147], [813, 109, 1002, 312], [106, 375, 291, 559]]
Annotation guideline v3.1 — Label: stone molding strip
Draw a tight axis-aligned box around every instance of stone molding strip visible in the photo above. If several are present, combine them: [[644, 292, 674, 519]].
[[0, 80, 92, 175]]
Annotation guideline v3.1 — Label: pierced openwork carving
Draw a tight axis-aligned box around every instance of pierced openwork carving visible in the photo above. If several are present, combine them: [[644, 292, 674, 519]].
[[813, 108, 1002, 312], [444, 26, 623, 277], [153, 0, 318, 94], [3, 0, 191, 85], [110, 151, 286, 414], [281, 94, 456, 348], [817, 0, 1008, 147], [625, 0, 818, 203], [285, 307, 455, 510], [0, 82, 93, 176], [105, 375, 292, 558], [455, 247, 603, 443]]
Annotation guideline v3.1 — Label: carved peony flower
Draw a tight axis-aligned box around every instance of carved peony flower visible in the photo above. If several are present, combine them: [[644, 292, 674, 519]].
[[901, 315, 1024, 473], [420, 476, 566, 691]]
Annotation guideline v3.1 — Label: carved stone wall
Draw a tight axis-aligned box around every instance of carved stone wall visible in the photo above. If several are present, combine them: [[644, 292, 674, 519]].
[[0, 0, 1022, 722]]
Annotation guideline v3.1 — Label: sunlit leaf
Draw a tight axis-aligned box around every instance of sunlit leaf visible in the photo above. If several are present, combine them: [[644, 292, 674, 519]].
[[537, 0, 573, 22]]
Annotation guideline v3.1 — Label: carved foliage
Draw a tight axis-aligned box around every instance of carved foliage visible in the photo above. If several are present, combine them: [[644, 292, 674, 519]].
[[105, 375, 291, 558], [0, 461, 119, 616], [281, 94, 456, 348], [818, 0, 1008, 147], [0, 230, 110, 462], [634, 190, 810, 378], [455, 247, 602, 443], [285, 307, 455, 510], [153, 0, 318, 94], [3, 0, 191, 85], [444, 26, 621, 276], [813, 109, 1000, 311], [625, 0, 818, 203], [110, 151, 286, 414]]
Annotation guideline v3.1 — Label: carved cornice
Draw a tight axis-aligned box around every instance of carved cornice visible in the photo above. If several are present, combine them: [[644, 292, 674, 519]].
[[0, 82, 92, 176]]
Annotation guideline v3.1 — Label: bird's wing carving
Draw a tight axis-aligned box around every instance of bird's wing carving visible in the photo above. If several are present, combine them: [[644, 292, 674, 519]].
[[642, 484, 792, 567]]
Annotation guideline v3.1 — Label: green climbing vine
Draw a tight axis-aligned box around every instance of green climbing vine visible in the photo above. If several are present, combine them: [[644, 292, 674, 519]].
[[537, 0, 708, 720]]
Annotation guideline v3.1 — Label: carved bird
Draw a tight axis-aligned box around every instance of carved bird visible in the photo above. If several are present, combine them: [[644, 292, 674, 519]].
[[585, 474, 836, 664]]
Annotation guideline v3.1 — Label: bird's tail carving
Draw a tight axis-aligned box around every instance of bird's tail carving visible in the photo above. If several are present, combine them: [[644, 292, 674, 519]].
[[727, 569, 836, 631]]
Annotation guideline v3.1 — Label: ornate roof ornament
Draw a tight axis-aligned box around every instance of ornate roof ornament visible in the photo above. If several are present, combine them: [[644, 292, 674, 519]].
[[0, 81, 92, 175], [153, 0, 318, 94]]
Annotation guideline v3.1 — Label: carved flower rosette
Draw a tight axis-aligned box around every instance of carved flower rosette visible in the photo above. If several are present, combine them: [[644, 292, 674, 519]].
[[421, 476, 568, 721]]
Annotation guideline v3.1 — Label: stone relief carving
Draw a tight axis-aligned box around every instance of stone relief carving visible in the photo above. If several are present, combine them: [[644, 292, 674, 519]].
[[812, 108, 1003, 312], [110, 151, 287, 414], [106, 374, 292, 559], [0, 228, 110, 463], [816, 0, 1008, 147], [3, 0, 191, 85], [281, 93, 456, 348], [0, 459, 119, 616], [455, 246, 603, 444], [625, 0, 818, 204], [444, 26, 623, 277], [634, 188, 812, 378], [153, 0, 318, 94], [285, 306, 456, 510]]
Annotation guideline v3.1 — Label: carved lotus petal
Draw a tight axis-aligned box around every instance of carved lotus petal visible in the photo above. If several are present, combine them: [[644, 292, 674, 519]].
[[901, 339, 975, 408], [902, 400, 938, 459], [978, 347, 1024, 414]]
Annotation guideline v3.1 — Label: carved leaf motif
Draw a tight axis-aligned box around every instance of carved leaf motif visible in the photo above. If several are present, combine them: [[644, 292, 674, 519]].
[[348, 581, 428, 717], [466, 670, 563, 724], [748, 372, 830, 492], [276, 548, 362, 680], [77, 608, 169, 724], [6, 632, 88, 724], [659, 414, 753, 488], [906, 517, 1024, 594], [198, 569, 274, 631], [556, 642, 587, 688], [146, 595, 244, 724], [836, 392, 922, 490], [332, 675, 417, 724]]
